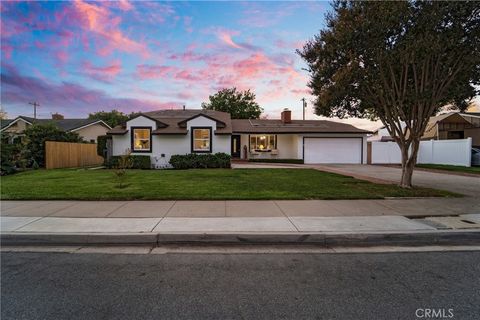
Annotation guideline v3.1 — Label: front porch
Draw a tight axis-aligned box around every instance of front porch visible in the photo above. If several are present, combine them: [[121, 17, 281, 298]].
[[233, 134, 301, 161]]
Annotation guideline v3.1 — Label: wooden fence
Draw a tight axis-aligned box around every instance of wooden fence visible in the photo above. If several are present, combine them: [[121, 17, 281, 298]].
[[45, 141, 104, 169]]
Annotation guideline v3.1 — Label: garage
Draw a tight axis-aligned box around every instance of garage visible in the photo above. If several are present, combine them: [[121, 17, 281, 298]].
[[304, 137, 363, 164]]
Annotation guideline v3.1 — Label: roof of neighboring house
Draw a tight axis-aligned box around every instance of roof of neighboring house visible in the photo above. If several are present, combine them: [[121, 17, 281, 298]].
[[0, 116, 111, 132], [231, 119, 371, 134], [108, 109, 232, 135], [462, 112, 480, 117], [0, 119, 14, 129], [423, 112, 471, 139]]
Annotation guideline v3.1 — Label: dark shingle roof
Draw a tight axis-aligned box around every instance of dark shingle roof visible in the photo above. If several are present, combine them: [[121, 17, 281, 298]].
[[462, 112, 480, 117], [107, 109, 370, 135], [0, 119, 14, 129], [1, 116, 110, 132], [231, 119, 371, 134], [108, 109, 232, 135]]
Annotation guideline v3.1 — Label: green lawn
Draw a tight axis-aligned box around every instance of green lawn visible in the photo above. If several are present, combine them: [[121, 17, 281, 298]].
[[0, 168, 457, 200], [416, 164, 480, 175]]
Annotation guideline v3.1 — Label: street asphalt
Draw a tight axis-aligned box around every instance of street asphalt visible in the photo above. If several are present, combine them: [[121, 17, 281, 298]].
[[2, 250, 479, 320]]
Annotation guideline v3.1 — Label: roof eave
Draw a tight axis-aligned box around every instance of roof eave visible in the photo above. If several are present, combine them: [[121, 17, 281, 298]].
[[177, 113, 227, 128]]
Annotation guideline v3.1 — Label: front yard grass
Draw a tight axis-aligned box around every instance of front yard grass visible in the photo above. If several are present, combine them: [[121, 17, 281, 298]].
[[416, 164, 480, 175], [0, 168, 457, 200]]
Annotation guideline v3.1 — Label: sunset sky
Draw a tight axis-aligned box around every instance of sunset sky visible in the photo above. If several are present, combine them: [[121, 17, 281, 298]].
[[5, 1, 476, 131]]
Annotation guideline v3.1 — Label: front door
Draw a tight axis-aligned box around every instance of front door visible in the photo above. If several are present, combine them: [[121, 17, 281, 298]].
[[231, 135, 241, 158]]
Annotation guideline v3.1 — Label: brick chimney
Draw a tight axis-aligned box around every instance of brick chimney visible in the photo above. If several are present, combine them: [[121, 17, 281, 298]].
[[52, 113, 64, 120], [281, 108, 291, 124]]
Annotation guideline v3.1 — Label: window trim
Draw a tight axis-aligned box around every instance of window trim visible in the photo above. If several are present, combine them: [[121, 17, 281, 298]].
[[249, 134, 277, 152], [191, 126, 212, 153], [130, 126, 152, 153]]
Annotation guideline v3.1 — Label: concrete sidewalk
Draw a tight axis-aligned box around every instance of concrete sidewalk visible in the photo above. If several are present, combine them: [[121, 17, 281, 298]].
[[2, 199, 479, 246], [1, 215, 442, 233], [1, 214, 480, 247], [2, 198, 479, 218]]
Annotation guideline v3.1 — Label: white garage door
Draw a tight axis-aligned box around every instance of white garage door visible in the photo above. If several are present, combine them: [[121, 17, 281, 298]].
[[304, 138, 362, 164]]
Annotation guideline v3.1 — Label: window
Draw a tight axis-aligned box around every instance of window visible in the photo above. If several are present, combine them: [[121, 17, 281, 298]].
[[250, 135, 276, 152], [191, 127, 212, 153], [131, 127, 151, 152], [447, 131, 464, 139]]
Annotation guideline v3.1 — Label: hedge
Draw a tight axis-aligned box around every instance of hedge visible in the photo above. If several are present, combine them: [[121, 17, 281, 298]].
[[249, 158, 304, 164], [169, 153, 231, 169], [97, 135, 109, 157], [105, 155, 151, 169]]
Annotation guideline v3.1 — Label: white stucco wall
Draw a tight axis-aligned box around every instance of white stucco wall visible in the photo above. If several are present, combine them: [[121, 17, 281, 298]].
[[111, 115, 230, 168], [74, 123, 109, 142]]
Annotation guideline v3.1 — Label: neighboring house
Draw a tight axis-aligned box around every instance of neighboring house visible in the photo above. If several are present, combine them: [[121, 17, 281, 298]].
[[368, 123, 406, 142], [423, 112, 480, 146], [368, 112, 480, 147], [0, 113, 111, 143], [107, 108, 370, 168]]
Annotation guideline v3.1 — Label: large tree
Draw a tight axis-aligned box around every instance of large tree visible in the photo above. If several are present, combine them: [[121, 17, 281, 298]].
[[298, 1, 480, 188], [88, 110, 140, 128], [202, 88, 263, 119]]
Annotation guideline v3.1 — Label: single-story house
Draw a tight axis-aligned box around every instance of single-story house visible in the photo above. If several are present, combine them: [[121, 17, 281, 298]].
[[0, 113, 111, 143], [107, 108, 370, 168]]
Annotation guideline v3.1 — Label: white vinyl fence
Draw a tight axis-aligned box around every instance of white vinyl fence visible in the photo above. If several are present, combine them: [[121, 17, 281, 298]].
[[371, 138, 472, 167]]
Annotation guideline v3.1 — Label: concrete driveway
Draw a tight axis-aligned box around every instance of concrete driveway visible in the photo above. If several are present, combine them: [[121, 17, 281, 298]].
[[310, 164, 479, 197]]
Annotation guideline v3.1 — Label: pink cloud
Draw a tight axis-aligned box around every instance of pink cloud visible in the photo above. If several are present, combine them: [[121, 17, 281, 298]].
[[1, 43, 13, 59], [136, 65, 176, 80], [232, 53, 271, 77], [55, 51, 69, 65], [83, 60, 122, 81], [1, 64, 181, 116], [118, 0, 134, 11], [73, 0, 149, 57], [175, 70, 201, 81], [218, 30, 243, 49], [176, 91, 195, 100]]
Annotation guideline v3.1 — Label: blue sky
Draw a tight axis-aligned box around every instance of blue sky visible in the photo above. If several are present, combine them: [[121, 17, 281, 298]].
[[1, 1, 386, 129]]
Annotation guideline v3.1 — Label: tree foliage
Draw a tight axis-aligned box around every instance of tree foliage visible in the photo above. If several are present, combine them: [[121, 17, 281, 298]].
[[0, 107, 7, 120], [96, 135, 110, 158], [88, 110, 140, 128], [22, 123, 83, 167], [202, 88, 263, 119], [298, 1, 480, 187], [0, 139, 22, 175]]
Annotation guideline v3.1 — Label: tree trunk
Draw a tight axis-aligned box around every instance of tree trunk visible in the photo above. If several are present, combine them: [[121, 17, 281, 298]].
[[399, 138, 420, 188]]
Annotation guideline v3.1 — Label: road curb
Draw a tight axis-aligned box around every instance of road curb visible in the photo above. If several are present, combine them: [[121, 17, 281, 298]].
[[2, 230, 480, 247]]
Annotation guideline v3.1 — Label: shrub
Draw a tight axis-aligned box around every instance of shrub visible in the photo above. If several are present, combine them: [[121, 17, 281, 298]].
[[97, 135, 109, 158], [0, 142, 22, 175], [249, 158, 304, 164], [169, 153, 231, 169], [106, 155, 151, 169]]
